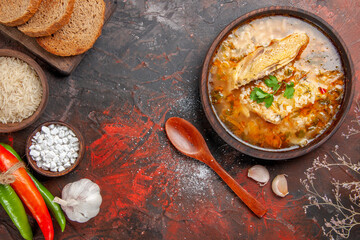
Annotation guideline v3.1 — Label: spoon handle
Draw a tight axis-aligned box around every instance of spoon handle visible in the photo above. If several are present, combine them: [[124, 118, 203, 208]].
[[208, 159, 267, 218]]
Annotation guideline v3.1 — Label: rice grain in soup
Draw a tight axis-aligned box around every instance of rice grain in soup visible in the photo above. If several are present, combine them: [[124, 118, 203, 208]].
[[0, 56, 42, 124], [208, 16, 344, 149]]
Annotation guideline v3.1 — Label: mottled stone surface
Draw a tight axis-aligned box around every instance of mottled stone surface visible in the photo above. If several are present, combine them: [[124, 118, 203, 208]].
[[0, 0, 359, 239]]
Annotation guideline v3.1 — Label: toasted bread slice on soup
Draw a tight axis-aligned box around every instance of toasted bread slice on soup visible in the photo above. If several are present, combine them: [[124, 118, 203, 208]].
[[36, 0, 105, 56], [0, 0, 43, 26], [229, 33, 309, 90], [18, 0, 75, 37]]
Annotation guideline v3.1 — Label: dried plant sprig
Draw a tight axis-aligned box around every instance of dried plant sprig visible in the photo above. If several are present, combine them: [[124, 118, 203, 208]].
[[342, 98, 360, 139], [301, 146, 360, 239]]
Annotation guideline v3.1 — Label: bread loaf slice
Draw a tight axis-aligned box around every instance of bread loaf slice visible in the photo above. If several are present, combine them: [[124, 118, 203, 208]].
[[18, 0, 75, 37], [0, 0, 42, 26], [36, 0, 105, 56]]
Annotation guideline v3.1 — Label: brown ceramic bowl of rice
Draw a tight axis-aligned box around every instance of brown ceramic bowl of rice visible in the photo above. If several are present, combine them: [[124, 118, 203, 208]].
[[0, 49, 48, 133]]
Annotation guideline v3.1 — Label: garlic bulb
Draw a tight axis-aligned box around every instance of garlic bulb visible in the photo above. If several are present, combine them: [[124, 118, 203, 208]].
[[53, 178, 102, 223], [248, 165, 270, 186], [272, 174, 289, 197]]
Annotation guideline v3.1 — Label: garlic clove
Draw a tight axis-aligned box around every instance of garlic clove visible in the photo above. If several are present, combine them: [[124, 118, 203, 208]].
[[272, 174, 289, 197], [248, 165, 270, 186]]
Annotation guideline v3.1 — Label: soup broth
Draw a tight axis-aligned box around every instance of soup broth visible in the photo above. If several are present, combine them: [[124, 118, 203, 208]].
[[208, 16, 344, 149]]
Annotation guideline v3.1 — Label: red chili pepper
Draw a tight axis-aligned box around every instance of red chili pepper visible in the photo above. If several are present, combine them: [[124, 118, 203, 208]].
[[319, 87, 327, 94], [0, 145, 54, 240]]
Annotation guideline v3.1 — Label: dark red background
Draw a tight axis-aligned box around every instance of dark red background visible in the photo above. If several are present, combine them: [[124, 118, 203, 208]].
[[1, 0, 359, 239]]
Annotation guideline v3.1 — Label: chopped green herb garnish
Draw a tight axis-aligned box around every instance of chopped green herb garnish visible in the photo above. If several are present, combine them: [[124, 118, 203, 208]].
[[264, 94, 274, 108], [225, 108, 233, 115], [211, 89, 224, 104], [285, 68, 293, 76], [284, 82, 295, 99], [250, 75, 295, 108], [255, 87, 270, 99], [296, 129, 306, 138], [250, 87, 273, 108], [264, 75, 281, 91], [250, 88, 258, 101]]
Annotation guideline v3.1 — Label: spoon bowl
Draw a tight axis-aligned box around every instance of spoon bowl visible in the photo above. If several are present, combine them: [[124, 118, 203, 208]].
[[165, 118, 207, 158], [165, 117, 267, 218]]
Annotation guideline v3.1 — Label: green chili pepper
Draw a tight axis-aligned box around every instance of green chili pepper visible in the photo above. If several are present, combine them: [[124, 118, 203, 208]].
[[0, 184, 33, 240], [0, 143, 66, 232], [29, 174, 66, 232]]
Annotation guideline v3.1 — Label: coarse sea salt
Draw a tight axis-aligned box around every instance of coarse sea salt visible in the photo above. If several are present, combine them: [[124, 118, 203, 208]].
[[29, 124, 80, 172]]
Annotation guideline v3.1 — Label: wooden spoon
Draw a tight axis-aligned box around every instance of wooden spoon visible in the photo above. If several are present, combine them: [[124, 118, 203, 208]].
[[165, 117, 267, 218]]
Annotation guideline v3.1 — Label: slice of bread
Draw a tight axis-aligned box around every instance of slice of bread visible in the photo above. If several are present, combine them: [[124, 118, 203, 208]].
[[36, 0, 105, 56], [18, 0, 75, 37], [0, 0, 43, 26]]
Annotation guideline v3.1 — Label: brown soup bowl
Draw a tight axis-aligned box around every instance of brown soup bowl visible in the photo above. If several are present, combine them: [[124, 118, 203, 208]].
[[200, 7, 354, 160]]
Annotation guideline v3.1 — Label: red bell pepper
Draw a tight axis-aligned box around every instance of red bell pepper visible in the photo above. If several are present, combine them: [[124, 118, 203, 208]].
[[319, 87, 327, 94], [0, 145, 54, 240]]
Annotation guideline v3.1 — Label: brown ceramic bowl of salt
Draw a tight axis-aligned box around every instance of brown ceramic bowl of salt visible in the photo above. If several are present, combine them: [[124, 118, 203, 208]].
[[0, 49, 49, 133], [25, 121, 85, 177]]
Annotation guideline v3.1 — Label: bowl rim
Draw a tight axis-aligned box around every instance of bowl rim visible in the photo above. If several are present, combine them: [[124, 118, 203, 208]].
[[200, 6, 355, 160], [25, 121, 85, 177], [0, 49, 49, 133]]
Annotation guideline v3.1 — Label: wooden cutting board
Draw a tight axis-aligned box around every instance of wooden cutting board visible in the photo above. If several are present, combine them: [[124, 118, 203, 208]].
[[0, 0, 117, 75]]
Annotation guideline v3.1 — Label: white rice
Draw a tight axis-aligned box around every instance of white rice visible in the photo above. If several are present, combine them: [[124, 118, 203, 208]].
[[0, 56, 42, 124]]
